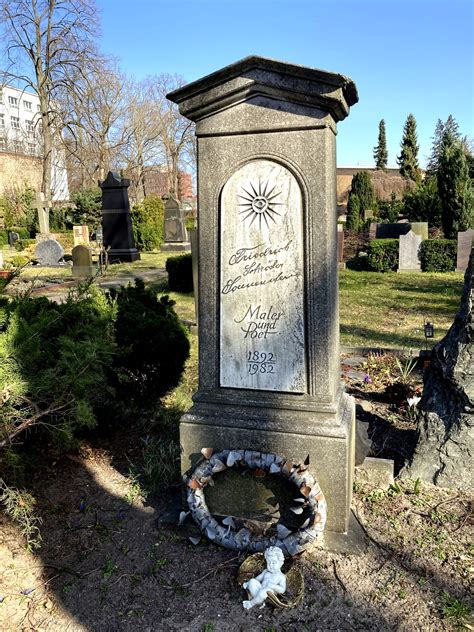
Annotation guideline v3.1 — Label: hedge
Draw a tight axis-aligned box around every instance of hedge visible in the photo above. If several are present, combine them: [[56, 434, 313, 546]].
[[166, 254, 193, 293], [419, 239, 457, 272], [366, 239, 399, 272]]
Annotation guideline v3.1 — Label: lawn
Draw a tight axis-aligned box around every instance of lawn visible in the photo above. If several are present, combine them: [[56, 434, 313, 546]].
[[339, 270, 464, 349]]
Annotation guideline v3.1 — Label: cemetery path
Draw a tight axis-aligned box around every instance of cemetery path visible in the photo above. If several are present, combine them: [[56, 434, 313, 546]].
[[1, 413, 472, 632]]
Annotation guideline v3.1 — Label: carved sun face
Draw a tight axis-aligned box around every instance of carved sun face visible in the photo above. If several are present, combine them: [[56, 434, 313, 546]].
[[238, 179, 282, 229]]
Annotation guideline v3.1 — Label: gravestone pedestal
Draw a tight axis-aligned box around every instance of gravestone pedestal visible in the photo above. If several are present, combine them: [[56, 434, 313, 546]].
[[169, 56, 358, 538]]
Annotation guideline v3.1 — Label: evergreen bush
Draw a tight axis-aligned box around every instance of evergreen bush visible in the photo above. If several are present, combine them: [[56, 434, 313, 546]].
[[419, 239, 457, 272], [70, 188, 102, 229], [131, 195, 165, 251], [166, 254, 193, 293], [107, 279, 189, 408], [367, 239, 399, 272]]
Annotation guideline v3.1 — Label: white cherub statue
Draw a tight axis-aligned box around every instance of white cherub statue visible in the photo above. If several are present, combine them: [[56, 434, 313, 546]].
[[242, 546, 286, 609]]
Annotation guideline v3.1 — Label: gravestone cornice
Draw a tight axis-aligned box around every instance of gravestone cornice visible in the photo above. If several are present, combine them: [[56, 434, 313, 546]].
[[167, 55, 358, 123]]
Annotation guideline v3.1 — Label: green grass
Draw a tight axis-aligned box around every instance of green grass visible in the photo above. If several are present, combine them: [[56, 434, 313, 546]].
[[339, 270, 463, 349]]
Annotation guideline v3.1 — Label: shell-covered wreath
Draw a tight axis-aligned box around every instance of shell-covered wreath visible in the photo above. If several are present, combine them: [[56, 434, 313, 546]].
[[184, 449, 327, 556]]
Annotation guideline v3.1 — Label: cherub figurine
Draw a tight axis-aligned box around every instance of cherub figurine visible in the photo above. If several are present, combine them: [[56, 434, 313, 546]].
[[242, 546, 286, 609]]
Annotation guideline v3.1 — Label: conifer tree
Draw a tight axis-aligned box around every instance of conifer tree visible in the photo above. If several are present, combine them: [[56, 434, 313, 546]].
[[373, 119, 388, 170], [437, 132, 473, 238], [426, 115, 460, 177], [397, 114, 420, 182]]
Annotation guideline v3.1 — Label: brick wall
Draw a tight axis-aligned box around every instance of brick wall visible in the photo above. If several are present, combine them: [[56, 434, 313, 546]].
[[0, 151, 42, 197]]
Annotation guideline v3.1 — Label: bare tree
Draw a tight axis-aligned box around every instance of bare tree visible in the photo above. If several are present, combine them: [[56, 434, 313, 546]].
[[119, 78, 164, 201], [0, 0, 99, 201], [62, 59, 130, 189], [150, 74, 195, 198]]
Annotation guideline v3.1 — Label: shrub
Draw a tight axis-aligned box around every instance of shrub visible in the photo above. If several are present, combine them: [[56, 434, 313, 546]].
[[53, 231, 74, 251], [367, 239, 399, 272], [419, 239, 456, 272], [70, 188, 102, 229], [166, 254, 193, 292], [107, 279, 189, 409], [131, 195, 165, 251], [0, 284, 116, 450], [346, 195, 361, 231], [0, 230, 7, 247], [9, 255, 29, 267]]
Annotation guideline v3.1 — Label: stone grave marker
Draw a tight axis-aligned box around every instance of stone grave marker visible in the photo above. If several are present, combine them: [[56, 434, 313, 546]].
[[456, 229, 474, 272], [34, 238, 64, 266], [162, 196, 191, 251], [398, 229, 421, 272], [72, 244, 94, 278], [34, 191, 51, 236], [168, 56, 358, 541], [73, 225, 90, 246], [8, 231, 19, 248], [410, 222, 428, 241], [0, 251, 4, 269], [99, 172, 140, 263], [337, 224, 344, 266]]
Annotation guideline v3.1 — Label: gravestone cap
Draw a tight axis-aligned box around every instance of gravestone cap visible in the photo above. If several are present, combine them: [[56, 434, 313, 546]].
[[167, 55, 358, 123], [35, 238, 64, 266], [164, 196, 181, 219], [99, 171, 130, 189]]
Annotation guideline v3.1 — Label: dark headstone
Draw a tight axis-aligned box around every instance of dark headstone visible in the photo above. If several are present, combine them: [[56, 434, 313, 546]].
[[402, 247, 474, 489], [34, 238, 64, 266], [374, 223, 411, 239], [72, 245, 94, 278], [99, 171, 140, 263]]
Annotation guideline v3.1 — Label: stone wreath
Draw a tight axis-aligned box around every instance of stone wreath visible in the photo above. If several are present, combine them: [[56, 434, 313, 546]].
[[185, 449, 327, 556]]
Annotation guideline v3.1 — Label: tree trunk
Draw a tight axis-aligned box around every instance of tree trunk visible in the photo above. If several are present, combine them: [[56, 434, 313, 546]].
[[402, 248, 473, 488]]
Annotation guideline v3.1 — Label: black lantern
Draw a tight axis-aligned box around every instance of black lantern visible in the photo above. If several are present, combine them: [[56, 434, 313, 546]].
[[424, 321, 434, 339]]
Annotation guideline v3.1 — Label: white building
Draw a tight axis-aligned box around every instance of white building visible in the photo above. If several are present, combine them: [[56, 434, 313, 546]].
[[0, 84, 69, 200]]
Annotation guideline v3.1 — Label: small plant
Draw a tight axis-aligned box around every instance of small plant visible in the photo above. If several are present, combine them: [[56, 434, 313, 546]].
[[102, 556, 119, 579], [0, 481, 42, 550], [202, 624, 214, 632], [395, 356, 417, 382], [441, 592, 472, 626], [413, 478, 422, 495], [124, 469, 146, 504]]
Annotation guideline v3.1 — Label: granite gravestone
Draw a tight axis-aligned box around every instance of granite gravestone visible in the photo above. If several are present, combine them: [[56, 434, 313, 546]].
[[456, 229, 473, 272], [8, 232, 19, 248], [162, 197, 191, 252], [99, 172, 140, 263], [72, 245, 94, 278], [35, 238, 64, 266], [398, 230, 422, 272], [168, 56, 358, 540], [73, 225, 90, 246]]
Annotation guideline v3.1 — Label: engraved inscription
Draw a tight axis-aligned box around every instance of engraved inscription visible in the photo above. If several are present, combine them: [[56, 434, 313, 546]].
[[220, 159, 306, 393]]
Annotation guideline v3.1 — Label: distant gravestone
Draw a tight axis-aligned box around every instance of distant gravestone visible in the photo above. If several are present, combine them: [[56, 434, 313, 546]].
[[0, 251, 4, 269], [73, 225, 90, 246], [8, 231, 19, 247], [35, 238, 64, 266], [72, 245, 94, 278], [99, 171, 140, 263], [374, 223, 411, 239], [456, 229, 474, 272], [410, 222, 429, 241], [337, 224, 344, 264], [162, 196, 191, 251], [398, 230, 421, 273], [369, 222, 377, 240]]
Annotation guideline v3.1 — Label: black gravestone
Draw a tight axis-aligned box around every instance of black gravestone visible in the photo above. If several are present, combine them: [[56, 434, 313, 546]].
[[99, 172, 140, 263]]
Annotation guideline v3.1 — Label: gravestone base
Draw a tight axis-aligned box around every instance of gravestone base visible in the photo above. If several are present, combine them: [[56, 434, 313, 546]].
[[161, 242, 191, 252], [181, 391, 355, 536], [107, 248, 140, 263]]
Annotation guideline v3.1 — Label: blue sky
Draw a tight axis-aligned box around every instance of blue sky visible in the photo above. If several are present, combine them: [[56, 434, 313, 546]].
[[97, 0, 473, 168]]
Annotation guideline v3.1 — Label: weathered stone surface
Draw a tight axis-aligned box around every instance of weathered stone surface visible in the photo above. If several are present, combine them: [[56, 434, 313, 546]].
[[402, 248, 473, 489], [456, 229, 474, 272], [220, 160, 305, 392], [34, 238, 64, 266], [410, 222, 428, 241], [337, 225, 344, 263], [356, 457, 395, 489], [398, 230, 421, 272], [72, 244, 94, 278]]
